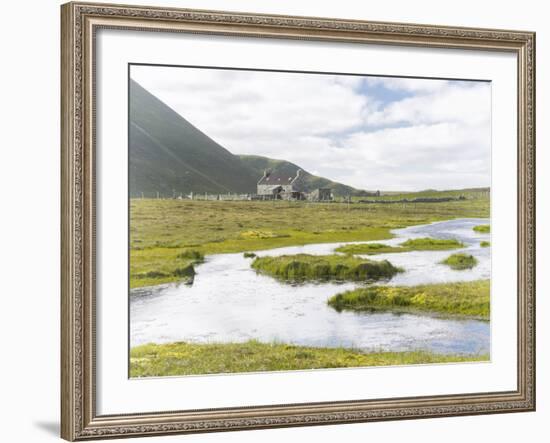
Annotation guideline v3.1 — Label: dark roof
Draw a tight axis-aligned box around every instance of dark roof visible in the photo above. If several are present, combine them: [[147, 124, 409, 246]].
[[258, 172, 297, 186]]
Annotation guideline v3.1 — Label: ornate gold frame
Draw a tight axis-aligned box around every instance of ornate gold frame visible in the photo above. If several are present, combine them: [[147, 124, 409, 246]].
[[61, 2, 536, 440]]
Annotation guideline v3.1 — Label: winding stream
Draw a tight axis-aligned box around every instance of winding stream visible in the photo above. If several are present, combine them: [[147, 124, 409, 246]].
[[130, 218, 491, 354]]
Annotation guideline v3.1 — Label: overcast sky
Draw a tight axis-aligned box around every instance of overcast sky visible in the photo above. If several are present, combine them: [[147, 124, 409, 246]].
[[131, 65, 491, 192]]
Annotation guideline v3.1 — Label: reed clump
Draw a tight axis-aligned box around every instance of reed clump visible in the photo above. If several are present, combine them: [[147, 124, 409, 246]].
[[251, 254, 401, 282]]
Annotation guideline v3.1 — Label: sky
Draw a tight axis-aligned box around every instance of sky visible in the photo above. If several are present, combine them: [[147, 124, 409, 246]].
[[130, 65, 491, 192]]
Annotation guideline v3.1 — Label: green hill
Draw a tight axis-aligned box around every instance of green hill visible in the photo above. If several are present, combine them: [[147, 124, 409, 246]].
[[130, 79, 258, 196], [238, 155, 366, 197], [130, 80, 366, 197]]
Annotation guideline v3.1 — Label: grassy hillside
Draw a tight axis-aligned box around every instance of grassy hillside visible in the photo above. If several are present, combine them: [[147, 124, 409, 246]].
[[239, 154, 367, 197], [130, 81, 372, 197], [129, 80, 258, 196]]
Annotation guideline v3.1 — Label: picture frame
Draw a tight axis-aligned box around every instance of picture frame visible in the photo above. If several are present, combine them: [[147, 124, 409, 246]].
[[61, 1, 536, 440]]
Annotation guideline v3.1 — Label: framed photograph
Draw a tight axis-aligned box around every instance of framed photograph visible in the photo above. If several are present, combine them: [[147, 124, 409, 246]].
[[61, 2, 536, 440]]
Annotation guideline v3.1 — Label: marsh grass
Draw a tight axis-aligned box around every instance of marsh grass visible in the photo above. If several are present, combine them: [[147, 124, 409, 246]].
[[327, 280, 489, 319], [251, 254, 401, 282], [473, 224, 490, 233], [130, 196, 489, 288], [177, 249, 204, 261], [441, 253, 478, 270], [240, 230, 290, 239], [400, 237, 464, 250], [131, 249, 204, 289], [129, 340, 489, 376], [243, 252, 257, 258], [335, 243, 406, 255], [336, 237, 464, 255], [132, 262, 197, 288], [480, 241, 490, 247]]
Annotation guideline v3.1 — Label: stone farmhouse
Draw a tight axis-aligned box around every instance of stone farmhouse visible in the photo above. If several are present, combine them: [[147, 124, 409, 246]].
[[257, 169, 332, 201]]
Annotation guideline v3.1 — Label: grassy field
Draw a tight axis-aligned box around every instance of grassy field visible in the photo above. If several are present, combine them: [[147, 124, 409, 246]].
[[401, 238, 464, 249], [131, 250, 204, 287], [251, 254, 401, 282], [473, 224, 490, 233], [353, 188, 489, 202], [441, 253, 478, 270], [130, 192, 489, 288], [327, 280, 490, 320], [335, 238, 464, 255], [130, 340, 489, 377]]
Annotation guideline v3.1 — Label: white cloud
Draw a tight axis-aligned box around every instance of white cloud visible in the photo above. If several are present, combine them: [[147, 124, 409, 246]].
[[334, 122, 490, 190], [365, 77, 452, 93], [368, 82, 491, 127], [131, 66, 491, 191]]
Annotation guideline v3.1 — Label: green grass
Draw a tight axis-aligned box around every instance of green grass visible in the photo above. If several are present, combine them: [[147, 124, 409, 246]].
[[130, 196, 489, 288], [243, 252, 257, 258], [441, 253, 478, 270], [177, 249, 204, 260], [401, 237, 464, 250], [336, 237, 464, 255], [335, 243, 406, 255], [129, 340, 489, 377], [327, 280, 490, 320], [251, 254, 401, 282], [130, 249, 204, 288], [352, 188, 490, 202], [480, 241, 490, 247], [473, 224, 490, 233]]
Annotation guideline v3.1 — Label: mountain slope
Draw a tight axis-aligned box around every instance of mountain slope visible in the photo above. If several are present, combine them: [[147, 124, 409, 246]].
[[130, 80, 366, 197], [129, 79, 258, 196], [238, 155, 362, 197]]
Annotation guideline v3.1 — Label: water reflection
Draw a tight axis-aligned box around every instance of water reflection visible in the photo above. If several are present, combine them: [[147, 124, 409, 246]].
[[130, 218, 490, 355]]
